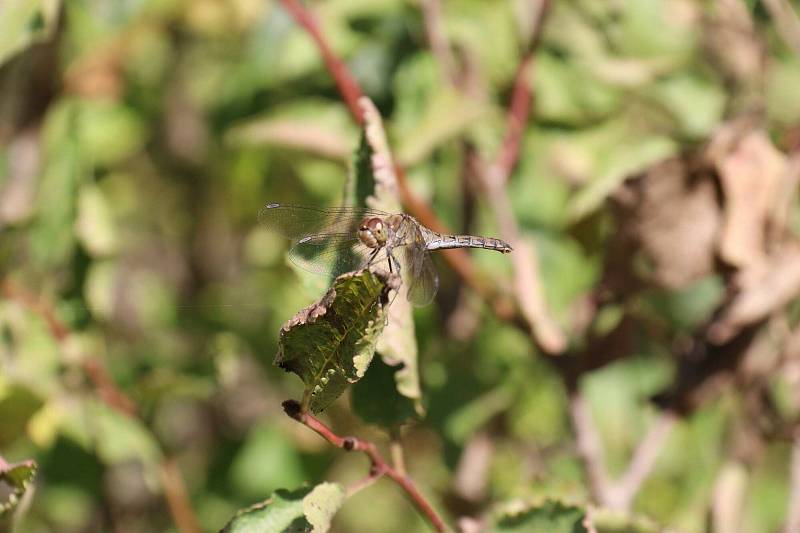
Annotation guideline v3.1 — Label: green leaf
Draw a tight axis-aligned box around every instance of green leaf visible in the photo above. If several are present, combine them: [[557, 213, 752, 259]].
[[0, 0, 60, 66], [345, 130, 375, 210], [0, 381, 45, 447], [0, 458, 37, 516], [359, 99, 423, 416], [229, 425, 306, 500], [649, 74, 725, 139], [567, 136, 677, 222], [76, 101, 147, 166], [351, 357, 419, 426], [275, 269, 397, 413], [75, 184, 118, 256], [395, 89, 489, 167], [31, 101, 84, 267], [86, 400, 162, 468], [221, 482, 345, 533], [591, 507, 660, 533], [490, 499, 589, 533]]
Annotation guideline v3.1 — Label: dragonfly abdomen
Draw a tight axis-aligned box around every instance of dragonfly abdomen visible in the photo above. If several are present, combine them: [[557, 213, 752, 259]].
[[425, 233, 513, 254]]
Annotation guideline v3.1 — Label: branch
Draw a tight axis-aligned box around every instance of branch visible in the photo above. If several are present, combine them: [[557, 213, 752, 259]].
[[159, 458, 203, 533], [568, 390, 676, 511], [606, 411, 676, 510], [568, 391, 613, 500], [474, 0, 566, 353], [279, 0, 364, 124], [282, 400, 447, 532], [420, 0, 458, 84]]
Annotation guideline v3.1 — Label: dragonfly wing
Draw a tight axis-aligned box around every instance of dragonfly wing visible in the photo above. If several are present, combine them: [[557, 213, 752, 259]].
[[288, 234, 383, 277], [258, 203, 388, 240], [399, 228, 439, 307]]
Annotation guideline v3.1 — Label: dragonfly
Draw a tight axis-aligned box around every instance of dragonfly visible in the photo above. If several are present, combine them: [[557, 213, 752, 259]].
[[259, 203, 513, 306]]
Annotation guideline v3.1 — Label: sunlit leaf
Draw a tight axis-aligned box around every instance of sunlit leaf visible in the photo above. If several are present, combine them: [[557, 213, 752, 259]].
[[0, 458, 37, 516], [275, 269, 398, 413], [221, 482, 345, 533], [351, 357, 418, 426], [490, 499, 590, 532], [0, 0, 60, 66], [567, 136, 677, 222], [359, 99, 423, 416], [395, 89, 489, 167]]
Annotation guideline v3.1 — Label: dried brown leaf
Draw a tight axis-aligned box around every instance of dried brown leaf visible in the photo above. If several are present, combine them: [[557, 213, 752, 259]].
[[614, 159, 720, 289], [709, 243, 800, 343], [714, 130, 787, 268]]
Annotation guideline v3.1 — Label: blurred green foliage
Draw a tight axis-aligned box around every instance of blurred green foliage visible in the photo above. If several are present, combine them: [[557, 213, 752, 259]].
[[1, 0, 800, 532]]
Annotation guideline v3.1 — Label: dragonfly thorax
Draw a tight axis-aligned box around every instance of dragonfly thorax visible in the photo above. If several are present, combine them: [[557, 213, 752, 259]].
[[358, 217, 389, 249]]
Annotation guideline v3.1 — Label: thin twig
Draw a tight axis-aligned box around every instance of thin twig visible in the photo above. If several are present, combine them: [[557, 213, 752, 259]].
[[419, 0, 564, 352], [568, 391, 676, 511], [283, 400, 447, 532], [389, 430, 407, 477], [605, 411, 676, 510], [712, 459, 749, 533], [476, 0, 566, 353], [279, 0, 365, 124], [420, 0, 458, 84], [493, 0, 551, 180], [346, 471, 382, 498], [568, 391, 613, 501], [159, 458, 203, 533]]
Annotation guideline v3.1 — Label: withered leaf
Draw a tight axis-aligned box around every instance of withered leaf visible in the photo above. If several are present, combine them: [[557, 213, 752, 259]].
[[614, 158, 720, 289], [0, 458, 37, 517], [275, 268, 399, 413], [713, 129, 787, 268], [709, 243, 800, 344]]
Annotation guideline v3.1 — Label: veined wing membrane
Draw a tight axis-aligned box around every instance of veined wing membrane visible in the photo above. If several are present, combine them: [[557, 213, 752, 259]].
[[398, 227, 439, 306], [258, 203, 388, 240], [289, 234, 390, 278]]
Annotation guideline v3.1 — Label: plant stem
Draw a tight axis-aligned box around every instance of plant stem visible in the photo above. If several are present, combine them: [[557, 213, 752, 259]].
[[283, 400, 447, 532]]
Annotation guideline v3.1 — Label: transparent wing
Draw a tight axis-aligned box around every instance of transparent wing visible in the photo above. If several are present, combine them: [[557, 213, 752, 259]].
[[258, 203, 389, 240], [398, 226, 439, 307], [289, 234, 389, 278]]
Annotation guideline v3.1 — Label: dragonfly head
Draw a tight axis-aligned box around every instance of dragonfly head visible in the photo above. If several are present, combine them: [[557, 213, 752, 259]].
[[358, 217, 388, 249]]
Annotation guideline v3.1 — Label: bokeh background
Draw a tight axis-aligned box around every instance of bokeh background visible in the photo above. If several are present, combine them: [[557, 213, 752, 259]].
[[2, 0, 800, 531]]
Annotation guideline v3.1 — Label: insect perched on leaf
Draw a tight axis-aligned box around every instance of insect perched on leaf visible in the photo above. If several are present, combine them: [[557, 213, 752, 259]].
[[260, 203, 513, 306]]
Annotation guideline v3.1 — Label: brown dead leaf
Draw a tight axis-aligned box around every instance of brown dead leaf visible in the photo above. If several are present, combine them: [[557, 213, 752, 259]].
[[713, 129, 787, 268], [613, 158, 720, 289], [709, 243, 800, 343]]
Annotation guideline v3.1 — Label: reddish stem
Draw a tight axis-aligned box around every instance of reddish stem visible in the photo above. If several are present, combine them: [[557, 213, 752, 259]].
[[493, 0, 551, 180], [494, 56, 534, 180], [280, 0, 365, 124], [283, 400, 447, 532]]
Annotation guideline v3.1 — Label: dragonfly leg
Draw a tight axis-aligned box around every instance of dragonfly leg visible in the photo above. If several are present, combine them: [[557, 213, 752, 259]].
[[386, 248, 401, 275], [365, 247, 380, 268]]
